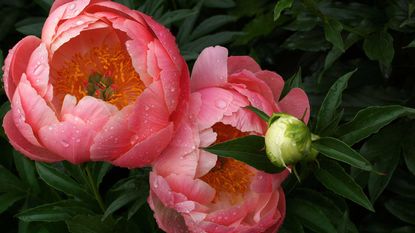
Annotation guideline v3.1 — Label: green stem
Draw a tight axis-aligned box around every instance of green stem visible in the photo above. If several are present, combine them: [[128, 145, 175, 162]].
[[85, 165, 106, 213]]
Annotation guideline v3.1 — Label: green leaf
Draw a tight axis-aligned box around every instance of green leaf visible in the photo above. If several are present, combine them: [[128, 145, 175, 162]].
[[15, 17, 45, 37], [404, 39, 415, 48], [324, 18, 344, 51], [89, 162, 112, 189], [0, 49, 3, 78], [313, 137, 372, 171], [16, 200, 94, 222], [159, 9, 197, 26], [287, 198, 337, 233], [402, 123, 415, 175], [281, 68, 302, 98], [360, 123, 404, 203], [203, 0, 235, 8], [182, 31, 242, 57], [204, 135, 283, 173], [33, 0, 53, 12], [282, 30, 331, 52], [245, 106, 270, 122], [314, 160, 374, 211], [363, 30, 394, 67], [102, 191, 140, 220], [0, 8, 20, 41], [0, 192, 25, 214], [66, 215, 114, 233], [280, 215, 304, 233], [337, 105, 415, 145], [392, 226, 415, 233], [13, 151, 40, 194], [0, 101, 11, 138], [191, 15, 237, 39], [385, 197, 415, 225], [36, 163, 92, 201], [274, 0, 293, 21], [127, 195, 147, 220], [0, 165, 25, 193], [315, 69, 356, 133]]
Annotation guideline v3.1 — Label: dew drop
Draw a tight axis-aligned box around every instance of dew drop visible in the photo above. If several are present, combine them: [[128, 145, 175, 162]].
[[130, 135, 139, 145], [215, 99, 227, 109], [68, 3, 76, 10], [170, 87, 175, 92], [61, 140, 70, 148], [144, 106, 150, 111], [76, 20, 83, 25], [153, 182, 158, 188], [33, 64, 44, 76]]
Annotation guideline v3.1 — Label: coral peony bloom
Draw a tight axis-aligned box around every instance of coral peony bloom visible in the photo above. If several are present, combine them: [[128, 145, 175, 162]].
[[2, 0, 189, 167], [148, 46, 310, 233]]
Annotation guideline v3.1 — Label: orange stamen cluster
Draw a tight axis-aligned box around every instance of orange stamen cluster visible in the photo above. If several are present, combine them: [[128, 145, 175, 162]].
[[201, 123, 253, 201], [53, 45, 145, 109]]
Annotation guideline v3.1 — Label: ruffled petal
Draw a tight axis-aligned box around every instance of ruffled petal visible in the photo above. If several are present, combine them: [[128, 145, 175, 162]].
[[254, 70, 284, 102], [26, 43, 51, 98], [3, 36, 41, 99], [3, 112, 62, 162]]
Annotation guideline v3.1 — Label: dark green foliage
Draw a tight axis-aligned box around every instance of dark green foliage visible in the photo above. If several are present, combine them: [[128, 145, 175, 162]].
[[0, 0, 415, 232]]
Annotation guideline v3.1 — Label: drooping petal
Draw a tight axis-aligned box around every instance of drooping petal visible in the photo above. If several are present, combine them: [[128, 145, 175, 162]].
[[3, 36, 41, 99], [3, 112, 62, 162], [254, 70, 284, 102], [278, 88, 310, 124], [191, 46, 228, 91]]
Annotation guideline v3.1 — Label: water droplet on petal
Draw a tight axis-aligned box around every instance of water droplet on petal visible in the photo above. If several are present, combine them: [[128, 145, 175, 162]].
[[76, 20, 83, 25], [75, 138, 81, 143], [61, 140, 70, 148], [33, 64, 45, 76], [170, 88, 175, 92], [144, 106, 150, 111], [130, 135, 139, 145], [68, 3, 76, 10], [215, 100, 227, 109]]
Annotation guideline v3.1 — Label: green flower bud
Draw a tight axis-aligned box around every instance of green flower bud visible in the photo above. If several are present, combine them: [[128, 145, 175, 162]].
[[265, 113, 315, 168]]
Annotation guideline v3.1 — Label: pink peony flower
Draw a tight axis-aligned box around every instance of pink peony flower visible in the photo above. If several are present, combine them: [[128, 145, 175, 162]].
[[148, 46, 310, 233], [2, 0, 189, 167]]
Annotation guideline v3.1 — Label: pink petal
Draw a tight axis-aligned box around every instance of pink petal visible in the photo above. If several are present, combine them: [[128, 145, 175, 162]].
[[38, 115, 94, 164], [66, 96, 117, 132], [112, 123, 174, 168], [3, 112, 62, 162], [230, 82, 275, 116], [254, 70, 284, 102], [90, 106, 135, 161], [42, 0, 91, 47], [250, 172, 274, 193], [128, 81, 170, 142], [25, 43, 51, 98], [164, 174, 215, 205], [191, 46, 228, 92], [12, 75, 59, 147], [278, 88, 310, 124], [227, 56, 261, 74], [3, 36, 41, 99]]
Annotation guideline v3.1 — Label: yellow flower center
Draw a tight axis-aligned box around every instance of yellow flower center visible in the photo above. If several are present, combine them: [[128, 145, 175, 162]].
[[201, 123, 253, 201], [53, 45, 145, 109]]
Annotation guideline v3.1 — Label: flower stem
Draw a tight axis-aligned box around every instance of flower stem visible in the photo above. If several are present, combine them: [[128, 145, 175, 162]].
[[85, 165, 106, 213]]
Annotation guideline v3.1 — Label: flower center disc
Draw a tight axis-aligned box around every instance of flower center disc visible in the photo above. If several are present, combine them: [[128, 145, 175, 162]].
[[201, 123, 253, 201], [53, 45, 145, 109]]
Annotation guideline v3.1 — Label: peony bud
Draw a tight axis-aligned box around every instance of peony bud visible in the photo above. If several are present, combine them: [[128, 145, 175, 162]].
[[265, 113, 316, 168]]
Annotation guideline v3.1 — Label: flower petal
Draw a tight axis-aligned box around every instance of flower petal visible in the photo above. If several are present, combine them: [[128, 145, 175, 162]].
[[3, 36, 41, 99], [3, 112, 62, 162], [26, 43, 51, 98], [191, 46, 228, 91], [254, 70, 284, 102], [227, 56, 261, 74], [278, 88, 310, 124]]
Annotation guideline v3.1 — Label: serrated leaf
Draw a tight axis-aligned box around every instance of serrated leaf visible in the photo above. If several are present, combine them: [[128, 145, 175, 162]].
[[315, 160, 374, 211], [191, 15, 237, 39], [287, 198, 337, 233], [204, 135, 283, 173], [66, 215, 114, 233], [281, 68, 302, 97], [0, 192, 25, 214], [315, 69, 356, 133], [324, 18, 344, 51], [274, 0, 293, 21], [245, 105, 270, 122], [385, 197, 415, 225], [363, 30, 394, 67], [313, 137, 372, 171], [36, 163, 92, 201], [337, 105, 415, 145], [13, 151, 40, 194], [16, 200, 94, 222]]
